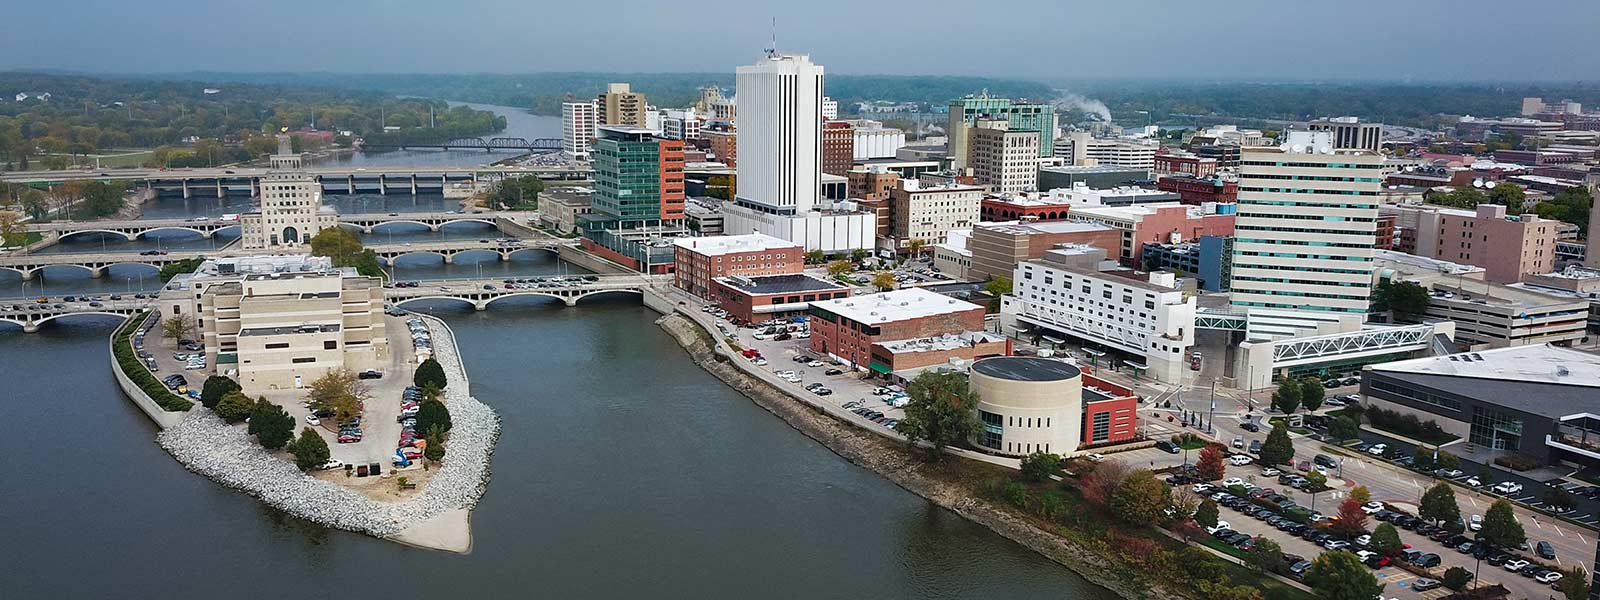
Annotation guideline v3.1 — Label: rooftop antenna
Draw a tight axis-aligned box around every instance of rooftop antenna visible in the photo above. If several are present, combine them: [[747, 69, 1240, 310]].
[[766, 17, 777, 58]]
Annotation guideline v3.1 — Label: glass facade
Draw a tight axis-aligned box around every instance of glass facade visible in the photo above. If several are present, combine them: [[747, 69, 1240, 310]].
[[591, 135, 665, 223], [979, 411, 1004, 450], [1470, 406, 1524, 451], [1091, 412, 1110, 443]]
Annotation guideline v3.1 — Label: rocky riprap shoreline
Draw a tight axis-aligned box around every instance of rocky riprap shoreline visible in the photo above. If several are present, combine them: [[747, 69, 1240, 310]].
[[155, 316, 500, 540]]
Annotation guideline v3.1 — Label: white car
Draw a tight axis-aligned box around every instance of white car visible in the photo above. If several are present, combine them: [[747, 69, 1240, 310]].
[[1492, 482, 1523, 495], [1503, 559, 1530, 572], [305, 414, 321, 426], [1085, 453, 1105, 462], [1469, 514, 1483, 531], [1537, 571, 1564, 584], [1221, 478, 1246, 487], [1360, 502, 1384, 514], [1228, 455, 1253, 466], [775, 370, 797, 378], [1192, 483, 1214, 494], [1367, 444, 1387, 456], [318, 459, 344, 471], [751, 358, 768, 366], [1205, 520, 1232, 535], [1355, 535, 1371, 547], [1260, 467, 1281, 477]]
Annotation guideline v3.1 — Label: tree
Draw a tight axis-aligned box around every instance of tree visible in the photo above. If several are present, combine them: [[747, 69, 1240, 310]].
[[424, 423, 445, 462], [1298, 377, 1324, 412], [0, 209, 24, 247], [803, 249, 825, 264], [850, 248, 868, 263], [161, 314, 196, 343], [1417, 483, 1460, 526], [415, 397, 453, 435], [1195, 499, 1220, 529], [1331, 497, 1369, 537], [199, 375, 241, 409], [1439, 566, 1472, 590], [1479, 499, 1525, 550], [1371, 522, 1403, 557], [893, 370, 981, 459], [488, 175, 544, 209], [1435, 450, 1460, 471], [20, 189, 47, 220], [1370, 280, 1432, 322], [247, 398, 295, 450], [1545, 486, 1577, 511], [1019, 451, 1061, 482], [1110, 470, 1170, 524], [214, 390, 255, 423], [1305, 550, 1384, 600], [1270, 381, 1301, 415], [1350, 485, 1371, 506], [308, 227, 383, 278], [1196, 444, 1226, 481], [905, 238, 927, 260], [288, 427, 331, 471], [870, 271, 896, 291], [1560, 566, 1591, 600], [1080, 460, 1132, 507], [1247, 537, 1286, 574], [826, 259, 853, 279], [413, 357, 448, 390], [1533, 187, 1593, 236], [984, 275, 1013, 298], [1328, 415, 1359, 442], [1486, 183, 1526, 210], [1251, 425, 1289, 470], [305, 368, 369, 423]]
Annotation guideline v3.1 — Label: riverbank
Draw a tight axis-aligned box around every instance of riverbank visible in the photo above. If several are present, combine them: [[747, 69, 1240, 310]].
[[152, 314, 500, 553], [654, 312, 1181, 600]]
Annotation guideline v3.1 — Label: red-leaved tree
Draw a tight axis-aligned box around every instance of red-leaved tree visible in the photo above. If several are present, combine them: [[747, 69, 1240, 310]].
[[1332, 497, 1370, 538], [1081, 460, 1133, 507], [1196, 445, 1226, 481]]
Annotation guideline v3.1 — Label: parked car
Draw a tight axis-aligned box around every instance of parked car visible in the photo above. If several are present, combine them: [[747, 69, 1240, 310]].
[[1412, 578, 1441, 591], [1492, 481, 1523, 495], [1155, 440, 1179, 454], [1536, 540, 1556, 559]]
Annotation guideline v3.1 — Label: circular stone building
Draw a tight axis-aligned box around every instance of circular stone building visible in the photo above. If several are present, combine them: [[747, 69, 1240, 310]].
[[969, 356, 1084, 457]]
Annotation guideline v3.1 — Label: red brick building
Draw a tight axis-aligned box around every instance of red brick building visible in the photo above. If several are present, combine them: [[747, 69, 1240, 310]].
[[1079, 373, 1139, 447], [808, 288, 1005, 375], [1156, 175, 1238, 205], [704, 128, 737, 167], [1154, 153, 1219, 177], [1375, 213, 1397, 250], [672, 233, 803, 299], [822, 120, 855, 177], [709, 274, 851, 324]]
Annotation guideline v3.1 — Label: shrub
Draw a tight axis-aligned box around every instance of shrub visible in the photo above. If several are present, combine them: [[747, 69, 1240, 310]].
[[1020, 451, 1062, 482], [415, 397, 452, 434], [1365, 406, 1454, 444], [111, 312, 193, 411], [214, 390, 255, 423], [413, 357, 448, 390], [1493, 454, 1541, 471], [424, 423, 445, 462], [199, 375, 241, 409], [1442, 566, 1473, 590], [288, 427, 331, 471], [248, 398, 295, 450]]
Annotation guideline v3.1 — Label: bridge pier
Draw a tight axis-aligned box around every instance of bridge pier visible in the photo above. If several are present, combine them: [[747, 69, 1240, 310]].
[[474, 301, 488, 311], [410, 174, 418, 195], [442, 253, 454, 265], [23, 321, 38, 333], [123, 232, 138, 242], [181, 179, 191, 199], [90, 266, 105, 279], [379, 174, 386, 196], [250, 178, 260, 197], [564, 297, 578, 307], [348, 175, 355, 195], [216, 180, 224, 198]]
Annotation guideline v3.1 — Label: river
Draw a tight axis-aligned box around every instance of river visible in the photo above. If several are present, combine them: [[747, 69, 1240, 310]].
[[0, 101, 1116, 599]]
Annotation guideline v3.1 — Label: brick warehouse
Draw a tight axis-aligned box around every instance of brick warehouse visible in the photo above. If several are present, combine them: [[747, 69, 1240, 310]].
[[808, 288, 1008, 377]]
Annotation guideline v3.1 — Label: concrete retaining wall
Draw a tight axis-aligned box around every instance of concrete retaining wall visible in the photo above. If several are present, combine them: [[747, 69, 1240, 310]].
[[557, 245, 634, 275], [106, 319, 186, 429]]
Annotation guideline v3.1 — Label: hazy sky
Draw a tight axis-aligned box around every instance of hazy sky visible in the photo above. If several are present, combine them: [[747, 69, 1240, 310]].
[[6, 0, 1598, 81]]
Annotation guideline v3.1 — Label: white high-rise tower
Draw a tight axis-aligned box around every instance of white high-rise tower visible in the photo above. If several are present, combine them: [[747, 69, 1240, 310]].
[[734, 52, 824, 214]]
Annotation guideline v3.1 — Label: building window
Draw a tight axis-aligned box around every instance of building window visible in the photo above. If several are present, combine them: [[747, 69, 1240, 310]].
[[979, 411, 1003, 450], [324, 340, 338, 350], [1470, 406, 1524, 451], [291, 357, 316, 364], [265, 343, 289, 349], [1092, 412, 1111, 442]]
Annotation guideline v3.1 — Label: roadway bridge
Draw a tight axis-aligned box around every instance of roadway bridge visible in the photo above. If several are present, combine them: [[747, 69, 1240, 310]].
[[0, 165, 594, 195], [27, 211, 530, 241], [360, 137, 562, 152], [366, 238, 575, 265], [0, 295, 154, 332], [385, 274, 667, 308], [0, 250, 207, 280]]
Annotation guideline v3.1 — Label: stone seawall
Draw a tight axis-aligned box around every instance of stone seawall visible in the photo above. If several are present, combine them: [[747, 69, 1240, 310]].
[[153, 315, 501, 552], [655, 312, 1179, 600]]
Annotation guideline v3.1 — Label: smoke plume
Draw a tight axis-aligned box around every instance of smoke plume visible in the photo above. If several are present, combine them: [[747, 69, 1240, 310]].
[[1052, 91, 1113, 123]]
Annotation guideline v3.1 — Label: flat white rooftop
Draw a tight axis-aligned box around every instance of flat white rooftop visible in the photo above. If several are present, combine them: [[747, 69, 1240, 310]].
[[1369, 344, 1600, 389], [812, 287, 982, 325], [672, 233, 800, 256]]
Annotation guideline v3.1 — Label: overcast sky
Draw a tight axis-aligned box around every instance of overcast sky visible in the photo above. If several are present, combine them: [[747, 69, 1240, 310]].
[[6, 0, 1598, 81]]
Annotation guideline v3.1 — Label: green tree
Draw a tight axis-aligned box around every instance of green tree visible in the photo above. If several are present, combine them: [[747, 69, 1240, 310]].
[[161, 314, 196, 343], [1305, 469, 1328, 492], [850, 248, 868, 263], [894, 371, 982, 459], [1435, 450, 1460, 471], [308, 227, 383, 279], [1270, 381, 1301, 414], [1418, 483, 1461, 526], [414, 357, 448, 390], [1441, 566, 1472, 590], [1560, 566, 1591, 600], [826, 259, 854, 279], [1350, 485, 1371, 506], [415, 397, 453, 435], [803, 249, 825, 264], [305, 368, 369, 423], [247, 398, 295, 450], [288, 426, 331, 471], [199, 375, 241, 409], [1298, 377, 1324, 412], [1479, 499, 1525, 549], [1546, 486, 1577, 511], [1371, 522, 1403, 556], [1328, 415, 1359, 442], [424, 423, 445, 462], [0, 209, 25, 246], [20, 189, 48, 220], [214, 390, 255, 423], [158, 257, 204, 283], [984, 275, 1013, 298], [1109, 470, 1170, 524], [1533, 187, 1593, 236], [1194, 499, 1220, 529], [871, 271, 897, 291], [1019, 452, 1061, 482], [1486, 183, 1526, 210], [1305, 550, 1384, 600], [1369, 280, 1432, 322], [1247, 537, 1286, 573], [488, 175, 544, 210], [905, 238, 927, 260], [1260, 421, 1294, 466]]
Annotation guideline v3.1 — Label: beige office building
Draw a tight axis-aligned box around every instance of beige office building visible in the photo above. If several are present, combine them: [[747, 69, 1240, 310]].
[[162, 256, 390, 392], [241, 135, 338, 249], [596, 83, 649, 128], [1384, 203, 1557, 283], [968, 119, 1039, 194], [889, 180, 983, 249]]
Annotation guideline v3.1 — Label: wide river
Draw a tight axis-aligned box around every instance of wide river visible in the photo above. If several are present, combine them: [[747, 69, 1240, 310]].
[[0, 102, 1116, 599]]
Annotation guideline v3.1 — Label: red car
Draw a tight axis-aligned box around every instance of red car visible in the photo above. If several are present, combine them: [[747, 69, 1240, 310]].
[[1297, 461, 1312, 472], [338, 434, 362, 444]]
